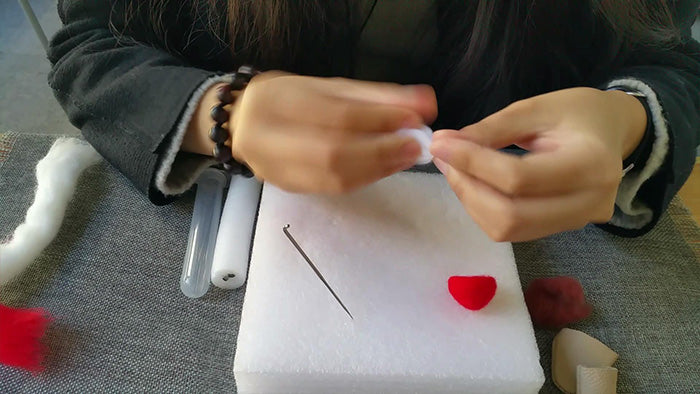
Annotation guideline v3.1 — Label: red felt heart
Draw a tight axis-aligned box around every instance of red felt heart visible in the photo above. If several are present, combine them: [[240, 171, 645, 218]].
[[448, 275, 497, 311], [524, 276, 592, 329]]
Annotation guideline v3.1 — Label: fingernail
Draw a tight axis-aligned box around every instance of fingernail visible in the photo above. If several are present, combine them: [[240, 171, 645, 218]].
[[433, 158, 449, 174], [431, 129, 456, 139], [405, 84, 433, 98], [431, 129, 446, 138], [430, 140, 451, 160]]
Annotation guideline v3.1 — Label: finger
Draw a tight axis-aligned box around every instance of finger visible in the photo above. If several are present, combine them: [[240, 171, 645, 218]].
[[241, 129, 357, 194], [320, 78, 438, 124], [435, 158, 505, 239], [432, 128, 558, 153], [310, 134, 421, 193], [257, 130, 420, 194], [435, 159, 611, 242], [456, 98, 555, 149], [242, 120, 421, 194], [309, 98, 425, 134], [431, 129, 462, 140], [431, 138, 598, 196]]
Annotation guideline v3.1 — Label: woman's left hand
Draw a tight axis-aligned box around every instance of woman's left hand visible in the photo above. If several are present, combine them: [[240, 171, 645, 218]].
[[430, 87, 648, 242]]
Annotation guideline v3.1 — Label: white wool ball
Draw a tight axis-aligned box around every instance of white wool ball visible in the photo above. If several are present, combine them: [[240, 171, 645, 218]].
[[395, 126, 433, 165]]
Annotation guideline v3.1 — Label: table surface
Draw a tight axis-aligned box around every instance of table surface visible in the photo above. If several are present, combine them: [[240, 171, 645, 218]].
[[1, 133, 699, 393]]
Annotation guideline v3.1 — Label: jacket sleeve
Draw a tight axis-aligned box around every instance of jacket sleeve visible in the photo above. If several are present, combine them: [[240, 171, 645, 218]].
[[48, 0, 224, 204], [597, 1, 700, 237]]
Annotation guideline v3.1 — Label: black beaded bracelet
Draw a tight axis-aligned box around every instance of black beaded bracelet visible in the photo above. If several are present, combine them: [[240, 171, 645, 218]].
[[209, 65, 259, 177]]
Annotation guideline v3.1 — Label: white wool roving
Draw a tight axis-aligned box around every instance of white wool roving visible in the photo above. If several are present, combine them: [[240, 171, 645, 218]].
[[0, 138, 102, 287], [396, 126, 433, 165]]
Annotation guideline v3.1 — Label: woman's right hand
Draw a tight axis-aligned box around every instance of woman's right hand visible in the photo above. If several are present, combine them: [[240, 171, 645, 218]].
[[230, 73, 437, 194]]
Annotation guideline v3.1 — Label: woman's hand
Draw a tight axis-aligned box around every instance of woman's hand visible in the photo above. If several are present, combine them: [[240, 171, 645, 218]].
[[230, 73, 437, 193], [430, 87, 648, 242]]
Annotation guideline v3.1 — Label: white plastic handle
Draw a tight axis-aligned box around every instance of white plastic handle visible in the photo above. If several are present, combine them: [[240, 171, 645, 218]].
[[210, 175, 263, 289]]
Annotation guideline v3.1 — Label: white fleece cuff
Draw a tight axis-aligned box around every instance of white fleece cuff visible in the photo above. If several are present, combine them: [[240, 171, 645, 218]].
[[606, 79, 670, 230], [155, 74, 234, 196]]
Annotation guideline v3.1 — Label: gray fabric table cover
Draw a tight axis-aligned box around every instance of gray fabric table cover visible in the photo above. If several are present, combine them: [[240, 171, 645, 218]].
[[0, 133, 698, 393]]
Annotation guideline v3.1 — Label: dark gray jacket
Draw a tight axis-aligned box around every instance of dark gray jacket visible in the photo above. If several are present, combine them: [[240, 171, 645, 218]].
[[48, 0, 700, 237]]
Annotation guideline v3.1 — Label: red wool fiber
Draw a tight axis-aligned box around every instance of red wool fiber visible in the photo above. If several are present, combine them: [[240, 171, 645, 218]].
[[448, 275, 497, 311], [524, 276, 592, 329], [0, 303, 51, 373]]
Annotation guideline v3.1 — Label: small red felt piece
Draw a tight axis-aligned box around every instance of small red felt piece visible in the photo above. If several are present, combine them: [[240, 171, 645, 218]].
[[448, 275, 497, 311], [0, 303, 51, 373], [524, 276, 592, 329]]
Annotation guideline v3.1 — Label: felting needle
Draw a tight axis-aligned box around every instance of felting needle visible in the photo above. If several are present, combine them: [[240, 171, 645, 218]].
[[283, 224, 354, 320]]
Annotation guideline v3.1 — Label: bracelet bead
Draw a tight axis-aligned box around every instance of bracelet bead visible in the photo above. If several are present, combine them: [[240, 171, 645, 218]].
[[209, 124, 229, 144], [210, 104, 229, 124], [208, 65, 258, 178], [230, 75, 248, 91], [216, 85, 234, 104], [213, 143, 233, 163]]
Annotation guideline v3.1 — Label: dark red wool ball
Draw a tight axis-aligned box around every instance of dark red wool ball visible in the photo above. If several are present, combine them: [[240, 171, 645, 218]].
[[524, 276, 592, 329], [448, 275, 497, 311]]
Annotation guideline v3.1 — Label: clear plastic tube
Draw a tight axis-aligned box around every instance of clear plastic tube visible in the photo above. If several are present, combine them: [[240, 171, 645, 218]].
[[180, 169, 227, 298]]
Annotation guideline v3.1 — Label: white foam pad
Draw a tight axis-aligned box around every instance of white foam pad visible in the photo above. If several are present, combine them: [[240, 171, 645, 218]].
[[234, 172, 544, 393]]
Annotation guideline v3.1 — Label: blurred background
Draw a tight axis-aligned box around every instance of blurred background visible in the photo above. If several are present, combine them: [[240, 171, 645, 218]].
[[1, 0, 77, 135], [1, 1, 699, 136]]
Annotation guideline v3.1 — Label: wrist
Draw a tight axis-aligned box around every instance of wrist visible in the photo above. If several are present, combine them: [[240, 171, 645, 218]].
[[182, 82, 230, 156], [228, 85, 246, 163], [606, 89, 648, 161]]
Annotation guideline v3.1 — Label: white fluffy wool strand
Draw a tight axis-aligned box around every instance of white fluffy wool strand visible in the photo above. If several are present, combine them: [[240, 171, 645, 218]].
[[0, 138, 102, 287]]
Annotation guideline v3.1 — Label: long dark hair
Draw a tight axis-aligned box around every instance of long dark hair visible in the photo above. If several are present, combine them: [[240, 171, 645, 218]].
[[120, 0, 679, 125]]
